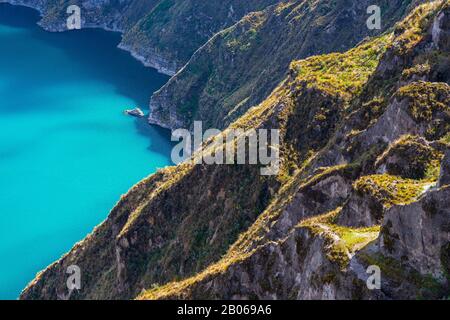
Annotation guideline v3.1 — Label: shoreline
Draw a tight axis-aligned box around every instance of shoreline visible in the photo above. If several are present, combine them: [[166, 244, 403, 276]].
[[0, 1, 176, 131], [1, 1, 175, 76], [0, 3, 175, 299]]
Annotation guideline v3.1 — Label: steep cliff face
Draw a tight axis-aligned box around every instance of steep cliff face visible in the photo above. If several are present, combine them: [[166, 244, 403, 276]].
[[148, 0, 423, 130], [19, 1, 450, 300], [120, 0, 280, 75]]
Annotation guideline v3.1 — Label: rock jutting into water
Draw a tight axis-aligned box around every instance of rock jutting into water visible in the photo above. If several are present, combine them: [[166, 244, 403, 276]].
[[124, 107, 145, 118]]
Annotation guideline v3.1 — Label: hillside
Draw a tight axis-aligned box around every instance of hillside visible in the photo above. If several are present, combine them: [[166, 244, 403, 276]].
[[18, 0, 450, 300], [149, 0, 424, 130]]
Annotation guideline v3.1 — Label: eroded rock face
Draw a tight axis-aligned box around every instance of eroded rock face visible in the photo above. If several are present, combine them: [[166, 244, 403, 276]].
[[264, 172, 353, 245], [375, 136, 438, 179], [433, 7, 450, 51], [379, 187, 450, 283], [357, 95, 430, 149], [438, 150, 450, 187], [337, 193, 383, 228]]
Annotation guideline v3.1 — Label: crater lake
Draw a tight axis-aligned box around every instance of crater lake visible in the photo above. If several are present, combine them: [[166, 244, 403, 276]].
[[0, 4, 173, 299]]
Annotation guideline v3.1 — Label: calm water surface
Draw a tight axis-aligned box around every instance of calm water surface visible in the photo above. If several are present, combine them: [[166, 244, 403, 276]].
[[0, 4, 172, 299]]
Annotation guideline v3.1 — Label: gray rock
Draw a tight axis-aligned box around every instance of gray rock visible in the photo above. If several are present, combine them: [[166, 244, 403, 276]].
[[439, 149, 450, 187], [337, 193, 383, 228], [378, 187, 450, 283], [432, 7, 450, 52]]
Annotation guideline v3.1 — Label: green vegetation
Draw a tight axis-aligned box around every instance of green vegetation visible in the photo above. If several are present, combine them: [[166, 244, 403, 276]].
[[291, 35, 392, 100], [138, 250, 253, 300], [118, 164, 194, 237], [396, 81, 450, 122], [391, 1, 445, 55], [394, 82, 450, 140], [22, 0, 450, 301], [375, 135, 444, 180], [299, 208, 380, 269], [440, 132, 450, 145], [116, 0, 450, 301], [225, 12, 266, 53], [135, 1, 448, 296], [354, 174, 432, 208], [122, 0, 279, 72], [148, 0, 421, 131], [402, 63, 431, 80]]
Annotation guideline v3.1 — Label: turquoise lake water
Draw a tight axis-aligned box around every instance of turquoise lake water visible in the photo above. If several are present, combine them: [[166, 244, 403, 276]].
[[0, 4, 173, 299]]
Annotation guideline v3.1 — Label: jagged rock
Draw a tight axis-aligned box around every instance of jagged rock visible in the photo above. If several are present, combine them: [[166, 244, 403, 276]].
[[379, 187, 450, 284], [144, 227, 381, 300], [259, 169, 353, 247], [433, 6, 450, 51], [337, 193, 383, 228], [439, 149, 450, 187]]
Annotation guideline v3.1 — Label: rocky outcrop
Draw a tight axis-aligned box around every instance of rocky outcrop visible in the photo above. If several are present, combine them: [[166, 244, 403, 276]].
[[337, 192, 383, 228], [433, 6, 450, 51], [141, 226, 382, 300], [379, 187, 450, 281], [357, 183, 450, 299], [337, 136, 445, 228], [438, 150, 450, 187], [124, 108, 144, 118], [375, 136, 441, 179]]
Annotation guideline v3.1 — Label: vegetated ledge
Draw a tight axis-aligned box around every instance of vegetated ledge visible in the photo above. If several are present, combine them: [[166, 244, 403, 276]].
[[297, 208, 380, 270], [353, 174, 435, 208], [374, 134, 445, 180]]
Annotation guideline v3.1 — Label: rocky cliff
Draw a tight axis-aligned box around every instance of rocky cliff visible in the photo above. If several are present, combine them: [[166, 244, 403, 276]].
[[120, 0, 280, 75], [17, 0, 450, 300]]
